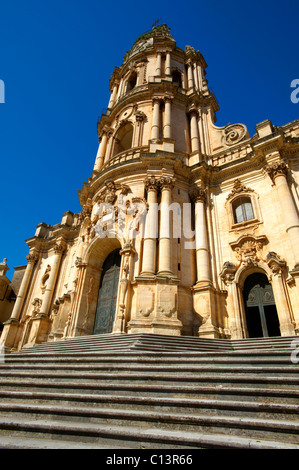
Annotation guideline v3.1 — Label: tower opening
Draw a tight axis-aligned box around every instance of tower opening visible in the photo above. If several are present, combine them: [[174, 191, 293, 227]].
[[172, 70, 182, 88], [126, 71, 137, 92], [112, 122, 134, 157], [243, 273, 280, 338]]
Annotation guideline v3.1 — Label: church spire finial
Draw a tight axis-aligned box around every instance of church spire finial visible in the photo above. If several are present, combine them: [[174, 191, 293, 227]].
[[151, 18, 161, 29]]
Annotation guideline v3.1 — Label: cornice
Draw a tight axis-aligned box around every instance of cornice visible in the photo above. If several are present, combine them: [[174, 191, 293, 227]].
[[250, 130, 284, 155]]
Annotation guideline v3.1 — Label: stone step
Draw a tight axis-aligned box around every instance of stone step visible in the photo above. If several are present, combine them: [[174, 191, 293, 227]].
[[0, 403, 298, 445], [0, 363, 297, 374], [17, 333, 297, 355], [1, 334, 299, 449], [0, 380, 298, 403], [0, 368, 298, 383], [0, 390, 298, 420], [0, 416, 298, 449], [8, 350, 295, 363]]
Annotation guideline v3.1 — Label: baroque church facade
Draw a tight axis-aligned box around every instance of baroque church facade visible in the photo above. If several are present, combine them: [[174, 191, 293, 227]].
[[1, 24, 299, 351]]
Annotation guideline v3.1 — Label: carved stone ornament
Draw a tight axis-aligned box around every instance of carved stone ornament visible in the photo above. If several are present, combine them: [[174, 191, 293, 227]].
[[224, 123, 247, 146], [220, 261, 237, 285], [50, 300, 60, 321], [137, 286, 154, 317], [32, 298, 42, 316], [266, 251, 286, 274], [41, 265, 51, 294], [157, 286, 176, 318], [230, 234, 268, 266], [97, 179, 130, 205], [226, 179, 254, 202], [135, 110, 146, 123], [265, 160, 288, 182]]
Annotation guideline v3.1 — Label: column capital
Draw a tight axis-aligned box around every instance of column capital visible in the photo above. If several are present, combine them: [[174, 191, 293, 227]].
[[152, 96, 162, 105], [53, 240, 66, 255], [265, 160, 288, 182], [26, 252, 39, 264], [189, 186, 207, 203], [163, 95, 173, 104], [144, 176, 159, 192], [159, 176, 175, 190]]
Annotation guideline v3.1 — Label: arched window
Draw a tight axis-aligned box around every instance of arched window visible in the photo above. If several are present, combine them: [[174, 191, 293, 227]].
[[126, 71, 137, 93], [112, 122, 134, 157], [232, 196, 254, 224]]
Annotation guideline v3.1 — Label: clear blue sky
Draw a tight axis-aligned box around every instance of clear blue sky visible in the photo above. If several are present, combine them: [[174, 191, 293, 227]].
[[0, 0, 298, 279]]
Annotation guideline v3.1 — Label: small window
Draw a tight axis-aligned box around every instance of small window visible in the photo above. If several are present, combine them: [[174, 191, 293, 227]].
[[232, 197, 254, 224]]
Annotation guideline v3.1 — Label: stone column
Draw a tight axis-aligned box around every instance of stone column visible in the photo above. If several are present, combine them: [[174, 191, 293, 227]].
[[10, 251, 38, 321], [156, 52, 162, 76], [187, 61, 194, 89], [190, 187, 212, 284], [107, 81, 119, 109], [193, 63, 199, 90], [190, 110, 200, 153], [0, 250, 38, 349], [151, 98, 161, 140], [163, 98, 172, 139], [266, 160, 299, 268], [93, 130, 108, 173], [197, 64, 203, 91], [158, 176, 175, 276], [141, 177, 159, 276], [165, 51, 171, 76], [39, 241, 65, 317]]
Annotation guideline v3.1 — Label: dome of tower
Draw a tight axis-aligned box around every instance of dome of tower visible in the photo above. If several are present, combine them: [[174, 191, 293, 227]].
[[123, 24, 174, 64]]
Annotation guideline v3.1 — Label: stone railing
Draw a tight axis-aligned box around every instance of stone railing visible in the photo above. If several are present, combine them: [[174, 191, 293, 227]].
[[103, 146, 148, 169], [209, 144, 252, 167]]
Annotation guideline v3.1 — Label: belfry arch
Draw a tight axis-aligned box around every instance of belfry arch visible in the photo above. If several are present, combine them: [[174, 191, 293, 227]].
[[111, 122, 134, 158]]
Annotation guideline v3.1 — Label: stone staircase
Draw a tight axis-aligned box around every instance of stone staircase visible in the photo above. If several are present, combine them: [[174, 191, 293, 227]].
[[0, 333, 298, 449]]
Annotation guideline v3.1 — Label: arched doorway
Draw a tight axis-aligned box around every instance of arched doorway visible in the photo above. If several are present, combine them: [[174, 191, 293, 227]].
[[243, 273, 280, 338], [93, 249, 121, 335]]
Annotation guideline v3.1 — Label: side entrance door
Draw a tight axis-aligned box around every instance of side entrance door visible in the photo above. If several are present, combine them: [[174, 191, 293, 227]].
[[93, 249, 121, 335], [243, 273, 280, 338]]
